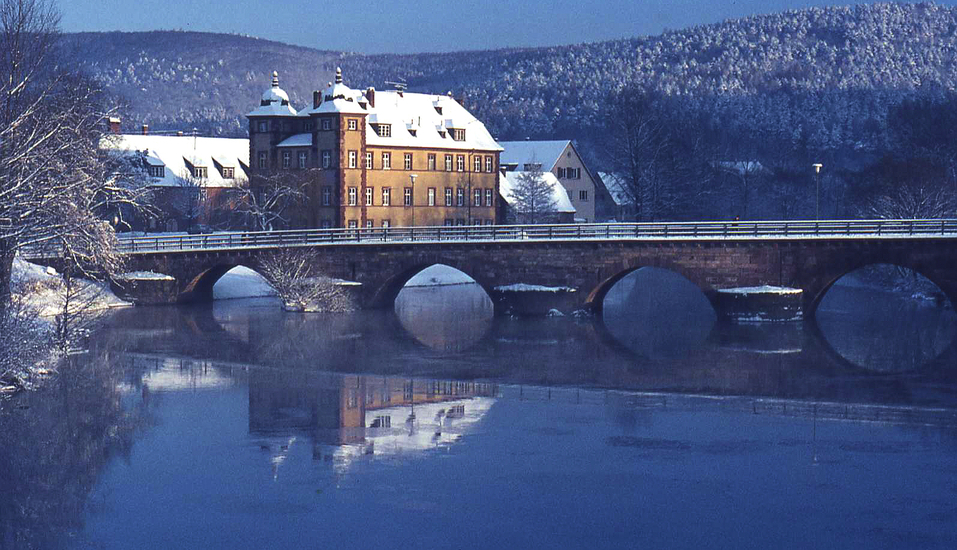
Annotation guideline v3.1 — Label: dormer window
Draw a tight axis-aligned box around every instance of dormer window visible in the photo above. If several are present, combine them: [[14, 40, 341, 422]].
[[193, 166, 208, 179], [147, 165, 165, 178], [435, 106, 443, 115], [438, 130, 446, 138], [222, 167, 235, 179], [523, 163, 542, 171], [373, 124, 391, 138], [452, 128, 466, 141]]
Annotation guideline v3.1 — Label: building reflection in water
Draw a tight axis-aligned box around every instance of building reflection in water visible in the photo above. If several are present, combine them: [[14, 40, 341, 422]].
[[248, 369, 497, 472]]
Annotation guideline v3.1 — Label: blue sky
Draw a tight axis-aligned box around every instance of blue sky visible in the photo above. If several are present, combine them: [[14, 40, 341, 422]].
[[61, 1, 957, 53]]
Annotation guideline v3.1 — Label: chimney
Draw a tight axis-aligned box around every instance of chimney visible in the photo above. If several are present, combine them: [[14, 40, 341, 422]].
[[366, 87, 375, 108], [313, 90, 321, 109], [108, 117, 121, 134], [141, 124, 149, 135]]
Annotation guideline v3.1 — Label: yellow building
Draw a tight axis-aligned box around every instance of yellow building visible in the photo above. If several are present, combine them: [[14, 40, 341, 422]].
[[248, 69, 503, 228]]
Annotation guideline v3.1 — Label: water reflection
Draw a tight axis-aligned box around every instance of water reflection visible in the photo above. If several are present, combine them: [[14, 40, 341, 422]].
[[394, 283, 494, 352], [602, 267, 716, 357], [817, 282, 957, 372]]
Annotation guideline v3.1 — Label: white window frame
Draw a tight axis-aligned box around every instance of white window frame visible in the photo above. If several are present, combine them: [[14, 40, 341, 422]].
[[366, 187, 374, 206], [404, 153, 412, 171], [349, 150, 357, 168], [298, 151, 307, 169], [382, 187, 391, 206], [382, 152, 391, 170], [348, 187, 357, 206], [428, 188, 435, 206]]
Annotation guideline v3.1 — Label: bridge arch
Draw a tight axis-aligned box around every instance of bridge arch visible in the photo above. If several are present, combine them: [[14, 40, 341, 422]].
[[584, 262, 715, 313], [368, 261, 493, 310], [180, 262, 273, 303], [806, 258, 957, 316]]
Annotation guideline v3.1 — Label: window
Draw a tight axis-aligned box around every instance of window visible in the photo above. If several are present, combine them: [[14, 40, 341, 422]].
[[365, 152, 373, 169], [258, 151, 267, 169], [322, 150, 331, 169], [193, 166, 207, 179], [148, 165, 165, 178], [444, 219, 454, 226], [221, 166, 234, 179], [280, 151, 290, 169], [258, 121, 267, 132], [452, 128, 466, 141], [485, 188, 493, 207], [298, 151, 307, 169], [322, 186, 332, 206], [474, 219, 482, 226], [428, 154, 436, 170], [562, 167, 580, 179], [558, 167, 566, 178], [321, 118, 331, 131], [348, 187, 357, 206], [579, 190, 589, 201], [303, 121, 313, 131], [428, 188, 435, 206], [474, 156, 482, 172], [445, 154, 453, 171], [366, 187, 373, 206], [456, 188, 464, 207], [456, 155, 465, 172], [474, 189, 482, 207], [348, 119, 357, 131], [348, 150, 357, 168], [404, 187, 412, 206], [445, 188, 453, 207], [486, 156, 493, 172], [404, 153, 412, 170], [382, 219, 390, 228], [366, 220, 374, 228], [375, 124, 391, 137], [382, 187, 391, 206], [382, 152, 391, 169], [348, 219, 358, 228]]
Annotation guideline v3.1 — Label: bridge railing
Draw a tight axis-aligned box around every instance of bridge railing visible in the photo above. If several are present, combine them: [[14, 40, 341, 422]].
[[21, 219, 957, 258]]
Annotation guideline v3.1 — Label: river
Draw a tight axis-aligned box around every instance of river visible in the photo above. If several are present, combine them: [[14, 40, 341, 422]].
[[1, 268, 957, 549]]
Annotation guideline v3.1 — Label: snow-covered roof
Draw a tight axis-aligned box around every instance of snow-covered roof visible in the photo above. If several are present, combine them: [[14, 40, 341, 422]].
[[280, 68, 501, 152], [499, 171, 575, 213], [598, 172, 634, 207], [102, 134, 249, 188], [498, 140, 571, 171], [247, 71, 298, 117], [276, 133, 312, 148]]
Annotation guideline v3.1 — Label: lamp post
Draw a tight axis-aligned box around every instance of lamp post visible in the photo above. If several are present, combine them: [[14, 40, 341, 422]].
[[409, 173, 417, 227], [812, 163, 823, 220]]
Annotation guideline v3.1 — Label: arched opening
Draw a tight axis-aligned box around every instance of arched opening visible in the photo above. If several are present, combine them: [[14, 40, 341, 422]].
[[181, 264, 277, 304], [815, 263, 957, 372], [394, 264, 493, 352], [600, 267, 716, 358]]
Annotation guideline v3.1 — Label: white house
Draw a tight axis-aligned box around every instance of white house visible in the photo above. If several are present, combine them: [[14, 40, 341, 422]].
[[497, 140, 598, 222]]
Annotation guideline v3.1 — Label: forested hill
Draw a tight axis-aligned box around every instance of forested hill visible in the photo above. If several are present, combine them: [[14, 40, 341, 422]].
[[63, 2, 957, 149]]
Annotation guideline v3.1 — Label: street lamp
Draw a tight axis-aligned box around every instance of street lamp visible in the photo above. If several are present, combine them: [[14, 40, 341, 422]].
[[409, 173, 417, 227], [812, 163, 823, 220]]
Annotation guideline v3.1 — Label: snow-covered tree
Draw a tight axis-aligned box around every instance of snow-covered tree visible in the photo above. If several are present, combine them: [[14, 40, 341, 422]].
[[507, 166, 558, 224]]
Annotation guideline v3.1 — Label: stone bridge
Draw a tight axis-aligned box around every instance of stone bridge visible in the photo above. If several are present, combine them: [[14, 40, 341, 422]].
[[103, 221, 957, 317]]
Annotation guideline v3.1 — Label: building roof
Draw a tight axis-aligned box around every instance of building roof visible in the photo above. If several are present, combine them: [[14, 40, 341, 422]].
[[247, 71, 298, 117], [261, 68, 502, 153], [276, 133, 313, 148], [497, 140, 571, 171], [499, 171, 576, 214], [597, 172, 634, 207], [102, 134, 249, 188]]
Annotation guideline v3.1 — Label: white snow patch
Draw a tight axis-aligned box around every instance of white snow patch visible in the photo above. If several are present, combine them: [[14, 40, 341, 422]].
[[494, 283, 577, 293], [119, 271, 175, 281], [405, 264, 476, 287], [213, 266, 277, 300], [12, 258, 130, 316], [717, 285, 802, 295]]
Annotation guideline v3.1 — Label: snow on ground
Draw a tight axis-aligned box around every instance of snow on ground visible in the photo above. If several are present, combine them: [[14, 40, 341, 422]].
[[120, 271, 175, 281], [494, 283, 577, 293], [213, 266, 277, 299], [717, 285, 802, 295], [12, 258, 130, 317], [405, 264, 476, 287]]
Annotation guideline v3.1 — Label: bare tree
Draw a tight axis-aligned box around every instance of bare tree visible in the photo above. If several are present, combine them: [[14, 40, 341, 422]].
[[237, 172, 308, 231], [257, 248, 354, 312], [506, 166, 559, 224], [0, 0, 145, 318], [863, 185, 957, 220]]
